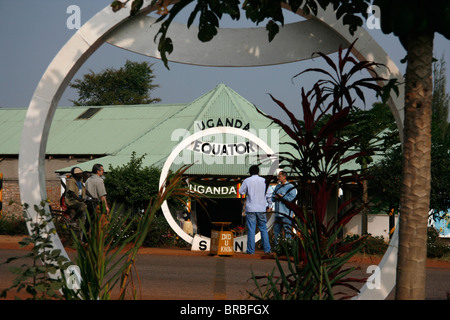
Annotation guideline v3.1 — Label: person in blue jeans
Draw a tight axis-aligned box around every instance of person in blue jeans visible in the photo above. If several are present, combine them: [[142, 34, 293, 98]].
[[272, 170, 297, 245], [239, 165, 272, 254]]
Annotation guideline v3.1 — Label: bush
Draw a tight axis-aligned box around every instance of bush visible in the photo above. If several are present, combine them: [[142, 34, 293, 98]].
[[361, 234, 389, 255], [344, 229, 450, 259], [0, 214, 28, 235], [104, 152, 161, 215], [344, 234, 388, 255], [1, 202, 74, 300], [427, 227, 450, 258], [142, 212, 188, 248]]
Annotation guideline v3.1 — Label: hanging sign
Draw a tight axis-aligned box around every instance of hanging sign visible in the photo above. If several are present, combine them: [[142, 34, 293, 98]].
[[188, 180, 245, 199], [190, 140, 257, 156]]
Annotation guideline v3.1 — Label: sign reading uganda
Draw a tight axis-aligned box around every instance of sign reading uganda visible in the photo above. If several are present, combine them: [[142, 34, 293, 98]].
[[188, 180, 245, 199]]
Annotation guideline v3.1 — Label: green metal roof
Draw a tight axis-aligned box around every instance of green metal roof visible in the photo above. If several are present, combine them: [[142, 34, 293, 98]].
[[1, 84, 377, 177], [0, 108, 27, 155], [48, 104, 187, 155], [0, 103, 186, 156], [55, 84, 290, 175]]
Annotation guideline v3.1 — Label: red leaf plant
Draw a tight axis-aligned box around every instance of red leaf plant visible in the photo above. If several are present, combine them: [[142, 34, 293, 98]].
[[250, 41, 387, 300]]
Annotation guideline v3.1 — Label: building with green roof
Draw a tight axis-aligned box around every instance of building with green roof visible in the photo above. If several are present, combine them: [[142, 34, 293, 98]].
[[0, 83, 393, 239], [0, 84, 286, 225], [54, 83, 285, 176]]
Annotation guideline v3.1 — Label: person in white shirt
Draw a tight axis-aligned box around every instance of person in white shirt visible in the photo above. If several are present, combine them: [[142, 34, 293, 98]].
[[239, 165, 272, 254]]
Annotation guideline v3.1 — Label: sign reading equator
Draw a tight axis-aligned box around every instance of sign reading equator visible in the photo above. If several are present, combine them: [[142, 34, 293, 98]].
[[158, 127, 278, 251]]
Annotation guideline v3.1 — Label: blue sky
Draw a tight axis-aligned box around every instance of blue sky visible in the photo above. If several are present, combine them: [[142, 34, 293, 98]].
[[1, 1, 449, 123]]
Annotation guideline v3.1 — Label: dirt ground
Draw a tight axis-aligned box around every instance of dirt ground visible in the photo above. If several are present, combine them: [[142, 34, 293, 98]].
[[1, 235, 449, 268], [1, 235, 449, 301]]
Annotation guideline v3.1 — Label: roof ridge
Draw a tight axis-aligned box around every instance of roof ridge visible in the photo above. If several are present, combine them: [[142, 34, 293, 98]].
[[184, 84, 226, 133], [111, 87, 236, 154], [222, 85, 255, 123]]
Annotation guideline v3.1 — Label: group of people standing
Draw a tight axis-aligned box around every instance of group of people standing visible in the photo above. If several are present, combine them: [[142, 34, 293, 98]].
[[238, 165, 297, 255], [64, 162, 296, 253], [64, 163, 109, 241]]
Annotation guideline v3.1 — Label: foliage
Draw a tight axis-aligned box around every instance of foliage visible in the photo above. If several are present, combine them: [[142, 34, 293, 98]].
[[373, 0, 450, 49], [345, 102, 399, 165], [372, 0, 450, 300], [430, 55, 450, 212], [72, 203, 141, 300], [264, 41, 384, 205], [0, 201, 75, 300], [69, 60, 160, 106], [271, 234, 296, 257], [143, 213, 189, 247], [113, 0, 374, 68], [427, 227, 450, 259], [107, 0, 449, 300], [343, 233, 388, 255], [368, 54, 450, 214], [104, 152, 162, 214], [0, 214, 28, 235], [72, 165, 192, 300], [430, 135, 450, 212], [369, 136, 450, 216], [251, 213, 365, 300], [367, 145, 402, 212], [1, 166, 192, 300], [432, 54, 450, 140], [112, 0, 449, 300], [248, 43, 386, 299]]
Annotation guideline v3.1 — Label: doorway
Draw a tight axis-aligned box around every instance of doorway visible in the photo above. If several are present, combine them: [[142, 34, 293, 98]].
[[195, 198, 244, 237]]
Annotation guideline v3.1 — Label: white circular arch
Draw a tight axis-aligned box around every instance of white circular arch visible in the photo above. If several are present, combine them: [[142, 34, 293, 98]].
[[19, 0, 403, 299], [104, 5, 405, 140], [158, 126, 277, 245]]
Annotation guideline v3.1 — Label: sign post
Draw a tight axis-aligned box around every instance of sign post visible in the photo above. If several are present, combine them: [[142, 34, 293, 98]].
[[210, 222, 234, 256]]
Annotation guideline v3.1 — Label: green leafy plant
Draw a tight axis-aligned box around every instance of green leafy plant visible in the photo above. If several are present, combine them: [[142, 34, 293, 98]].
[[0, 201, 75, 300], [250, 42, 386, 299], [344, 233, 389, 256], [116, 0, 374, 69], [72, 165, 193, 300], [143, 213, 188, 248], [105, 152, 162, 215], [1, 165, 193, 300], [252, 213, 364, 300], [0, 213, 28, 235], [69, 60, 160, 106], [427, 227, 450, 259]]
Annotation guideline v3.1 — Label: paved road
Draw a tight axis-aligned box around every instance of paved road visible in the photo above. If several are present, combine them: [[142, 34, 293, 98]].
[[1, 248, 449, 300]]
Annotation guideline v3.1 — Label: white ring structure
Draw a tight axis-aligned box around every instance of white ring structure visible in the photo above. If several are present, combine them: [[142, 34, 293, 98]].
[[19, 0, 403, 299], [158, 127, 276, 245]]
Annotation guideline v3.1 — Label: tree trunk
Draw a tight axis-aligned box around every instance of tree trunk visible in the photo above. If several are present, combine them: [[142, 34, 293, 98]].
[[395, 32, 434, 300]]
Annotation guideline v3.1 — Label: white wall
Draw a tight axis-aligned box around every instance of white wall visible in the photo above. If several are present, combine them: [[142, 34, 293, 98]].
[[344, 213, 398, 241]]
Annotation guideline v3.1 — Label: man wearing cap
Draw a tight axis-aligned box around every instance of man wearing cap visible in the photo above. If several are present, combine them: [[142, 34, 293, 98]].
[[65, 167, 87, 223]]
